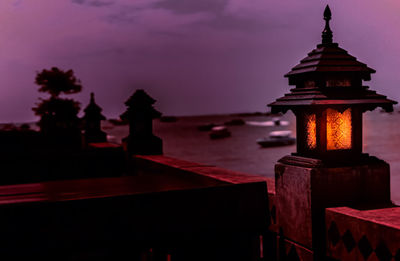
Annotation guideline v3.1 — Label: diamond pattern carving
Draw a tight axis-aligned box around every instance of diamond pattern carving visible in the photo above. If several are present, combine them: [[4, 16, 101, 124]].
[[326, 108, 352, 150], [358, 235, 373, 260], [327, 222, 400, 261], [342, 230, 356, 253], [375, 241, 392, 261], [327, 221, 340, 247]]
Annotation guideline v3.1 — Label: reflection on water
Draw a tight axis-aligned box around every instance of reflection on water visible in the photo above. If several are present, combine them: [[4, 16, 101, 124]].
[[104, 110, 400, 205]]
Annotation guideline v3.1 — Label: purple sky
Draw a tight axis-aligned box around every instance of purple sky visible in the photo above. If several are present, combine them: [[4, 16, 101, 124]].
[[1, 0, 399, 122]]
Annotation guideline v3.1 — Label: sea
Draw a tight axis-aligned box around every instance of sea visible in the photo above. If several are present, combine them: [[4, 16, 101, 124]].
[[104, 110, 400, 205]]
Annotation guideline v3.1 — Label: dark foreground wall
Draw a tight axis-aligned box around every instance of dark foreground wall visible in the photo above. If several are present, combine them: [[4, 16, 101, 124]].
[[0, 158, 271, 261], [0, 154, 399, 260]]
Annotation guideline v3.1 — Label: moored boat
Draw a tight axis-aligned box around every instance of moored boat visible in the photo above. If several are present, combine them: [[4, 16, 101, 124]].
[[209, 126, 231, 139], [257, 130, 295, 147]]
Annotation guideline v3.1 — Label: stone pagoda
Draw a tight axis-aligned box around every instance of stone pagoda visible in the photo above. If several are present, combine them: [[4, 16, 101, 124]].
[[82, 92, 107, 144], [121, 89, 162, 155]]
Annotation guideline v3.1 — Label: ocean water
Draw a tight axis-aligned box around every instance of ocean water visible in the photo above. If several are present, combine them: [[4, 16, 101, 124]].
[[104, 110, 400, 205]]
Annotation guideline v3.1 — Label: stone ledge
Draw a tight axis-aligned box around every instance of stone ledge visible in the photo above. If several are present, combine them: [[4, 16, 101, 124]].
[[134, 155, 275, 195]]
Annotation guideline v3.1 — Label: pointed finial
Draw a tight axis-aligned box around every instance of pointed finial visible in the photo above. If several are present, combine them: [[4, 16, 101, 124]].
[[90, 92, 95, 103], [322, 5, 333, 44], [324, 5, 331, 20]]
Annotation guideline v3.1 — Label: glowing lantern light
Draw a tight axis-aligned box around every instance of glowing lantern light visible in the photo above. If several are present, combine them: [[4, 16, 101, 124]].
[[305, 113, 316, 149], [269, 5, 396, 163], [326, 108, 352, 150]]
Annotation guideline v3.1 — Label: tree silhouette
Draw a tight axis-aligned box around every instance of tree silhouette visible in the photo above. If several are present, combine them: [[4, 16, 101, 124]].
[[35, 67, 82, 97], [32, 67, 82, 135]]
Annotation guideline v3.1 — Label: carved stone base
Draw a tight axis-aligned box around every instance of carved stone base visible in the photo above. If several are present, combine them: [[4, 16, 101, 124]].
[[275, 155, 390, 259]]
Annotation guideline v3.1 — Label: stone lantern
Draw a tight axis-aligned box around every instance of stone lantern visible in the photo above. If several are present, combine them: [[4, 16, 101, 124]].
[[121, 89, 162, 155], [269, 5, 396, 163], [268, 6, 397, 259], [82, 92, 107, 144]]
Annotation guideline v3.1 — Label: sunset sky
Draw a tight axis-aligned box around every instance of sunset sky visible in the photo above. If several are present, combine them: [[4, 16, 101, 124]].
[[0, 0, 399, 122]]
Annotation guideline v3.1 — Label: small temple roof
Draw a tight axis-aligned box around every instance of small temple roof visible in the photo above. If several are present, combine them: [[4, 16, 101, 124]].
[[83, 93, 106, 120], [121, 89, 162, 120], [269, 5, 397, 114], [125, 89, 157, 107]]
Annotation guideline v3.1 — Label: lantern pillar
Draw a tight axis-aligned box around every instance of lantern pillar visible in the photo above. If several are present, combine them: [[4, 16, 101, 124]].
[[268, 5, 396, 260]]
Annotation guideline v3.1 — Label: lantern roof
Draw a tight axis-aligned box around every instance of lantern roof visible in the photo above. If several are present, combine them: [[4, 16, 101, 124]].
[[285, 5, 374, 81], [269, 5, 397, 114], [284, 44, 376, 80], [269, 86, 396, 114]]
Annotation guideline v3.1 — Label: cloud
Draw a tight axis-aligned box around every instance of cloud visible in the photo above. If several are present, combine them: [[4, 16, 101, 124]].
[[109, 8, 213, 33], [0, 0, 399, 123], [72, 0, 161, 9], [12, 0, 24, 7], [71, 0, 114, 7], [155, 0, 227, 15]]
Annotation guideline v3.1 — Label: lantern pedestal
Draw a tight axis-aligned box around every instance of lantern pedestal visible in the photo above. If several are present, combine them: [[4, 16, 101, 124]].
[[275, 155, 391, 259]]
